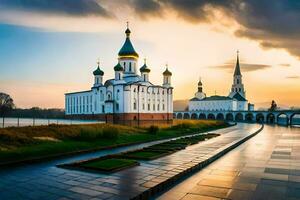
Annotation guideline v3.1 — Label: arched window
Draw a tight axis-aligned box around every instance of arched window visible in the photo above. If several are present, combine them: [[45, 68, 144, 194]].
[[116, 103, 119, 111], [129, 62, 132, 72], [148, 103, 150, 111], [118, 73, 121, 80], [237, 79, 240, 84], [133, 99, 137, 110], [117, 90, 120, 100]]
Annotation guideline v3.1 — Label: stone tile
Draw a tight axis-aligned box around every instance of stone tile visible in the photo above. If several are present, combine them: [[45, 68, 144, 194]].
[[181, 194, 222, 200], [189, 185, 230, 199]]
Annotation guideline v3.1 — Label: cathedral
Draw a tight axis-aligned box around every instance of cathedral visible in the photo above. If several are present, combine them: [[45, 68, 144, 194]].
[[189, 52, 254, 112], [65, 25, 173, 124]]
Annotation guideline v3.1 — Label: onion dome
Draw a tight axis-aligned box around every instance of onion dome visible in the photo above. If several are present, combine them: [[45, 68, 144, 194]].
[[93, 61, 104, 76], [114, 62, 124, 71], [118, 23, 139, 58], [140, 58, 151, 73], [198, 77, 202, 86], [163, 65, 172, 76]]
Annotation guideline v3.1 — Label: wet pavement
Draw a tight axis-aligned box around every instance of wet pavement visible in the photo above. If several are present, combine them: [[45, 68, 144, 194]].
[[0, 124, 260, 200], [157, 125, 300, 200]]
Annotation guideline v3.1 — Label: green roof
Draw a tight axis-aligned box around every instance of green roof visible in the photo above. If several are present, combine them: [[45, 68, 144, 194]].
[[234, 53, 242, 76], [118, 28, 139, 58], [93, 66, 104, 76], [140, 63, 150, 73], [232, 93, 247, 101], [114, 63, 124, 71], [199, 95, 232, 101], [163, 67, 172, 76]]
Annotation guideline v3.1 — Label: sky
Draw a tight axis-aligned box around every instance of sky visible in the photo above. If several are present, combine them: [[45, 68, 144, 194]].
[[0, 0, 299, 109]]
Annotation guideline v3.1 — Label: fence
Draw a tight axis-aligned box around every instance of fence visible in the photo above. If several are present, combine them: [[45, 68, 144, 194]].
[[0, 117, 103, 128]]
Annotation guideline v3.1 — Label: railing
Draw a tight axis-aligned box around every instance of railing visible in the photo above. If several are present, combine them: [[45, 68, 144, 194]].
[[0, 117, 103, 128]]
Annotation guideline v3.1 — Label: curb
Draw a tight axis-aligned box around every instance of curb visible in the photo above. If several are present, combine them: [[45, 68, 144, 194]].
[[0, 125, 232, 168], [131, 124, 264, 200]]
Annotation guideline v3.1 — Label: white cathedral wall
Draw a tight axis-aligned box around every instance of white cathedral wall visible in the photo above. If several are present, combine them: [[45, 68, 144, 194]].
[[189, 100, 236, 112], [236, 101, 248, 111]]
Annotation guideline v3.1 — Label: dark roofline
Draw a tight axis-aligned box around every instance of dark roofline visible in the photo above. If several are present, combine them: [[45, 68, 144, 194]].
[[65, 90, 92, 95]]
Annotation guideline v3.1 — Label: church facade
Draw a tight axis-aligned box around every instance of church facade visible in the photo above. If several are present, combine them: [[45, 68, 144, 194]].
[[65, 26, 173, 124], [189, 52, 254, 112]]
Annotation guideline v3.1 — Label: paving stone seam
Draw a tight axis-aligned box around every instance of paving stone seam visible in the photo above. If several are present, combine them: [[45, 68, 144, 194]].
[[131, 124, 264, 200]]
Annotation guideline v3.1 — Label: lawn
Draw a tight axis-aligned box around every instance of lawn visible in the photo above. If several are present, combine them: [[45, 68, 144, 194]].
[[0, 120, 230, 165], [80, 158, 138, 172], [121, 150, 169, 160]]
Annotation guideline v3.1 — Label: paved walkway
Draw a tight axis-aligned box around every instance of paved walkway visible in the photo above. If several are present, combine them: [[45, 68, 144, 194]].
[[0, 124, 260, 200], [157, 125, 300, 200]]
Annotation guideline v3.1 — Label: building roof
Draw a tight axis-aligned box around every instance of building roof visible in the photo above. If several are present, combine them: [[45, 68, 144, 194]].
[[114, 63, 124, 71], [140, 59, 151, 73], [118, 28, 139, 58], [93, 66, 104, 76], [232, 92, 247, 101], [163, 67, 172, 76], [234, 51, 242, 76], [190, 95, 233, 101]]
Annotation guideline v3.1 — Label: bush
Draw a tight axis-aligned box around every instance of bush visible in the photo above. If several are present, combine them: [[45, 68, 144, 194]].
[[72, 127, 102, 141], [102, 126, 119, 140], [147, 125, 159, 134]]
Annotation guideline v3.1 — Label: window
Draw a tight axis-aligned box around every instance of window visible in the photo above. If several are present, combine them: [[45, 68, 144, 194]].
[[118, 73, 121, 80], [133, 99, 137, 110], [148, 103, 150, 111], [163, 104, 165, 110], [157, 104, 160, 111], [116, 103, 119, 111], [129, 64, 132, 72], [153, 104, 155, 111], [102, 105, 105, 113], [117, 89, 120, 100], [142, 104, 145, 110], [237, 79, 240, 84]]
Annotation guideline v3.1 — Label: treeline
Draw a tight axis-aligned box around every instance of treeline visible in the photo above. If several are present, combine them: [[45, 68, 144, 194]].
[[6, 107, 65, 119]]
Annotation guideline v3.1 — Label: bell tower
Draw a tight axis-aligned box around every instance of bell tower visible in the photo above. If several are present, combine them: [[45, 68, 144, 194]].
[[229, 51, 245, 98]]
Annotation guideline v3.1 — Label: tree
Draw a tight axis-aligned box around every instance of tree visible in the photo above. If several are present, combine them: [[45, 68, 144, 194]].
[[269, 100, 277, 111], [0, 93, 15, 127]]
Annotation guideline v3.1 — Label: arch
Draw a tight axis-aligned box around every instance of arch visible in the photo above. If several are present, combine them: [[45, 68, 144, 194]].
[[207, 113, 215, 120], [191, 113, 198, 119], [256, 113, 264, 123], [277, 113, 289, 125], [199, 113, 206, 119], [183, 113, 190, 119], [177, 113, 183, 119], [173, 113, 177, 119], [216, 113, 224, 121], [290, 113, 300, 126], [266, 113, 275, 124], [245, 113, 254, 122], [235, 113, 243, 121], [226, 113, 234, 121]]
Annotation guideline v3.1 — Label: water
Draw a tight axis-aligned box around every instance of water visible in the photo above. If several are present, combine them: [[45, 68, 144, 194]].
[[0, 117, 103, 128]]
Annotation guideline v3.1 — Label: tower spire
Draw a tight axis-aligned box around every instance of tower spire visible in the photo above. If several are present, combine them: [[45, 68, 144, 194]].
[[125, 21, 131, 37], [234, 50, 241, 76]]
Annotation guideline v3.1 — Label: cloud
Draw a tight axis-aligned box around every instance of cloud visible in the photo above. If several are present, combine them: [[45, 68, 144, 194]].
[[0, 0, 112, 17], [125, 0, 300, 59], [286, 76, 300, 79], [213, 61, 271, 73], [279, 63, 291, 67]]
